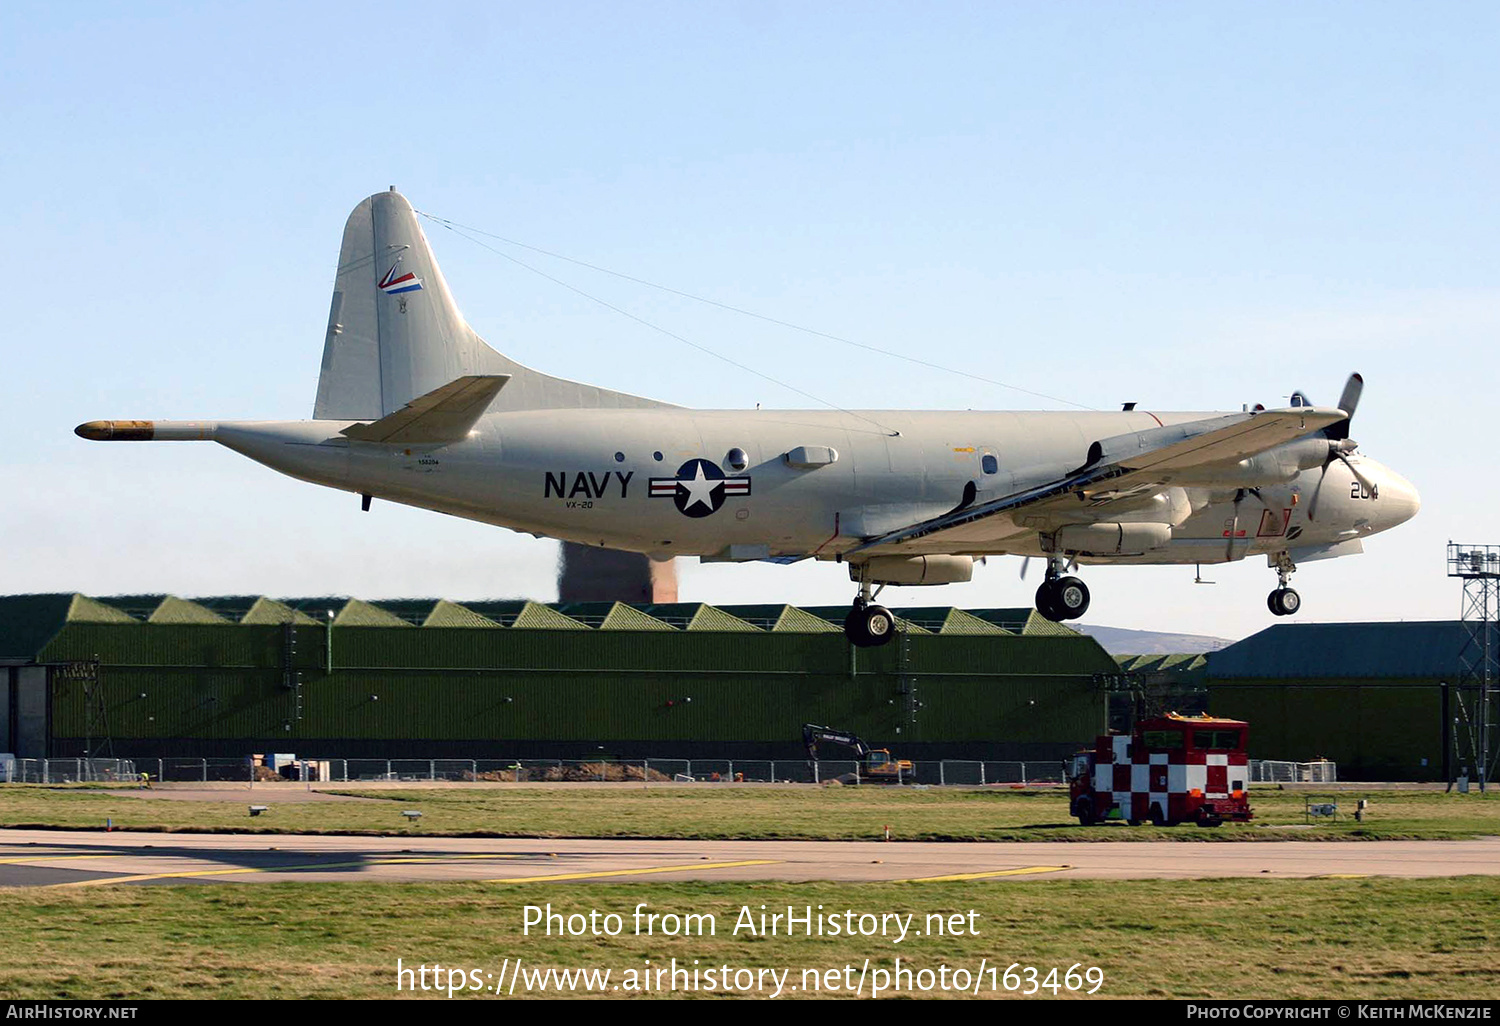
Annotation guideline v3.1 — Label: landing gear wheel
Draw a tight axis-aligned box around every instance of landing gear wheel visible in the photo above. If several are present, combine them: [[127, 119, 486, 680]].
[[1053, 576, 1090, 619], [1035, 583, 1062, 622], [1037, 576, 1091, 621], [1268, 588, 1301, 617], [844, 603, 867, 645], [845, 602, 895, 648]]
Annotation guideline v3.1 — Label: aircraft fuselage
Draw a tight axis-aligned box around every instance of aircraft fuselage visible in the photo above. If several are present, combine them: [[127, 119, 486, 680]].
[[205, 406, 1418, 567]]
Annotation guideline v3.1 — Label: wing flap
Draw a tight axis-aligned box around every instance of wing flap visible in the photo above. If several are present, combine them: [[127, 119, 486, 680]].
[[340, 374, 509, 444]]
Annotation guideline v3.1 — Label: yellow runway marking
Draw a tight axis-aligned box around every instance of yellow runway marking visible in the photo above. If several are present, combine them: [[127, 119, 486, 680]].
[[0, 854, 125, 865], [47, 852, 525, 888], [899, 866, 1070, 882], [487, 860, 780, 883]]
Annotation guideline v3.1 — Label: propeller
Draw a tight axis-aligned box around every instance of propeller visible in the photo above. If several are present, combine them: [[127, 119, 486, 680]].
[[1307, 373, 1374, 521]]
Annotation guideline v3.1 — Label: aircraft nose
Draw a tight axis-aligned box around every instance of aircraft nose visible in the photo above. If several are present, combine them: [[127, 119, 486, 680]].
[[1377, 463, 1420, 526]]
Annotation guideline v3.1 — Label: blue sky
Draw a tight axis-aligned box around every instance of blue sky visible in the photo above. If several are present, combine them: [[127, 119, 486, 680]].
[[4, 2, 1496, 639]]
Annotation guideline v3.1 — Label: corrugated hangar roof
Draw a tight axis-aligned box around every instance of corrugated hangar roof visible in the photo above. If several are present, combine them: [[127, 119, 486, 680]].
[[1209, 621, 1492, 680], [0, 592, 1096, 661]]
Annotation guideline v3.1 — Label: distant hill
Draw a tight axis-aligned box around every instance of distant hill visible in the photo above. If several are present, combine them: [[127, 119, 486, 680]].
[[1075, 624, 1234, 655]]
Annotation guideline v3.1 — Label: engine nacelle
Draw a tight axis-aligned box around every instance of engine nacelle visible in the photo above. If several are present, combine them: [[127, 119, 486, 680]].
[[852, 555, 975, 586], [1171, 437, 1334, 488], [1054, 522, 1172, 555]]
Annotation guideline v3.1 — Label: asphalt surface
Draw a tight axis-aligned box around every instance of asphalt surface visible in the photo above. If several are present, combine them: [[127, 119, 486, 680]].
[[1, 830, 1497, 887]]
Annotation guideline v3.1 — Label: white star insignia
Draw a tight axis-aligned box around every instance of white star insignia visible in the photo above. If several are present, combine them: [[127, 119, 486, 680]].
[[679, 463, 720, 512]]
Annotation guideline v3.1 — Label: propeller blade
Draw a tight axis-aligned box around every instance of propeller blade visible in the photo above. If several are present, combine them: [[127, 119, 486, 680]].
[[1308, 447, 1372, 522], [1335, 450, 1375, 491], [1307, 459, 1329, 522], [1327, 372, 1363, 442], [1019, 556, 1030, 581]]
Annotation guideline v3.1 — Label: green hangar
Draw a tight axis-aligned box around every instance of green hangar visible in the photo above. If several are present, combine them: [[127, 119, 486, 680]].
[[1205, 621, 1487, 782], [0, 593, 1114, 763]]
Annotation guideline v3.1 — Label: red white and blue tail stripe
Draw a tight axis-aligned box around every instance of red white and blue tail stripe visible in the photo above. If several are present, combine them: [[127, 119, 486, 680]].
[[378, 262, 424, 295]]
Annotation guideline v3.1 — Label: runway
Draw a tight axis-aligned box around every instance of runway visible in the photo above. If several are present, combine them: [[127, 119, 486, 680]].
[[1, 830, 1497, 887]]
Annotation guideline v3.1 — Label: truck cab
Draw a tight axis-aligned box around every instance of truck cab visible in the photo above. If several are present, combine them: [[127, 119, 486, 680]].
[[1069, 714, 1252, 827]]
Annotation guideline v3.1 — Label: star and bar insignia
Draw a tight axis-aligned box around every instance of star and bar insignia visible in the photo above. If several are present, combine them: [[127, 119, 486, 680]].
[[649, 458, 751, 518]]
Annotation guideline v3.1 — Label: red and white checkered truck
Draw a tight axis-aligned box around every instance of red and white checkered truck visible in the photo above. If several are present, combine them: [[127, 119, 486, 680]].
[[1067, 713, 1253, 827]]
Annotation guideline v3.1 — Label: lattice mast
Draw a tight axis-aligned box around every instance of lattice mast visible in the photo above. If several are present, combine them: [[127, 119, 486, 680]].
[[1447, 542, 1500, 791]]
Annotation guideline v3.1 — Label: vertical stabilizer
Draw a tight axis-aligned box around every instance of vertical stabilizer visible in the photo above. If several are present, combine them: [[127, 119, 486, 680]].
[[314, 189, 672, 419]]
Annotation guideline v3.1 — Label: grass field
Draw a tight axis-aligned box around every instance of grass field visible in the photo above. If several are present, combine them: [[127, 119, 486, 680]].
[[0, 877, 1495, 999], [1, 784, 1497, 841]]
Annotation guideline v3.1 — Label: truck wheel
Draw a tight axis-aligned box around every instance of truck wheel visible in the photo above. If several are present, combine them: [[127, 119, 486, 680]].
[[1149, 805, 1167, 827], [1197, 815, 1222, 828], [1074, 800, 1095, 826], [1126, 817, 1142, 827]]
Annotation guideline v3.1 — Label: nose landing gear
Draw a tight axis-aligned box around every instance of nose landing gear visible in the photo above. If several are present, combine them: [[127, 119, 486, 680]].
[[844, 572, 896, 647], [1035, 556, 1090, 622], [1267, 552, 1300, 617]]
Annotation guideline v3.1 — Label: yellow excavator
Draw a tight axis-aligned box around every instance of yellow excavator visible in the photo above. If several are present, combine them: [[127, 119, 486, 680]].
[[802, 724, 914, 784]]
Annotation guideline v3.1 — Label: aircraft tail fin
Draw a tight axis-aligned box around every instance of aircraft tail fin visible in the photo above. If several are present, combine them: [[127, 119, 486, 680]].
[[313, 189, 672, 420]]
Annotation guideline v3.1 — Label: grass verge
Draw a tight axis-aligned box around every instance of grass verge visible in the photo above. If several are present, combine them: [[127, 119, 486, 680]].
[[2, 785, 1497, 841], [0, 877, 1495, 999]]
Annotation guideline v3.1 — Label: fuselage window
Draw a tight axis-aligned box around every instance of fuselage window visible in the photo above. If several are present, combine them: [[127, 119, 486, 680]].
[[981, 453, 998, 474]]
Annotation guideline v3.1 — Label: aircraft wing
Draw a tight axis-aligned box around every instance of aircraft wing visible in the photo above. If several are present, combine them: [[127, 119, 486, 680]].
[[848, 406, 1348, 555], [340, 375, 509, 444]]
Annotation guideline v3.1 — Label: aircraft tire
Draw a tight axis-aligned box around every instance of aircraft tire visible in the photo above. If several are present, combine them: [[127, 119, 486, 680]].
[[1052, 576, 1090, 620], [861, 604, 896, 647], [844, 606, 870, 647], [1035, 582, 1063, 622], [1269, 588, 1301, 617]]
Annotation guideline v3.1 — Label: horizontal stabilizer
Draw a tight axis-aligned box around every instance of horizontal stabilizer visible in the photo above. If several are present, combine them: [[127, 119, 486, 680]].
[[340, 374, 509, 444]]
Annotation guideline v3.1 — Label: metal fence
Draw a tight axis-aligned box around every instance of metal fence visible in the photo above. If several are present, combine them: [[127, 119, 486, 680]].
[[4, 758, 138, 784], [4, 756, 1068, 786], [1, 756, 1338, 787], [1249, 759, 1338, 783]]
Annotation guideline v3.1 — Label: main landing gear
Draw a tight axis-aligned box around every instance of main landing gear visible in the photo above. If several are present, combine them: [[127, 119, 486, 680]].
[[844, 575, 896, 648], [1267, 552, 1301, 617], [1035, 557, 1090, 622]]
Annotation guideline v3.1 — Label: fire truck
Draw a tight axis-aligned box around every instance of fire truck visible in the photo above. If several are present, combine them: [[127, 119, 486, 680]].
[[1067, 713, 1253, 827]]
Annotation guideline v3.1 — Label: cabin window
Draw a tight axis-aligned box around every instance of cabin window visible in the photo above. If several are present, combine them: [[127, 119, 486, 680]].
[[653, 451, 663, 462], [1141, 730, 1184, 751], [614, 451, 625, 463], [1193, 730, 1242, 751], [982, 453, 998, 474]]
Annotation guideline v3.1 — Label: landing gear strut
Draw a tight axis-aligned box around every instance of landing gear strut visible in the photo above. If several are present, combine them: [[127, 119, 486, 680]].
[[1035, 556, 1090, 622], [844, 573, 896, 648], [1267, 552, 1301, 617]]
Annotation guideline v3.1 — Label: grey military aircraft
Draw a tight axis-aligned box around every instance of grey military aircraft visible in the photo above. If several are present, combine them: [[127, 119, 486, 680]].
[[78, 189, 1420, 647]]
